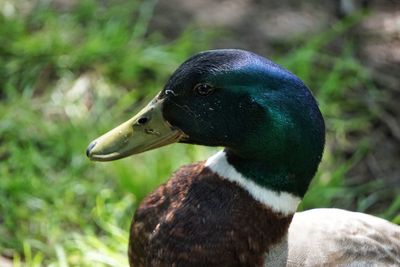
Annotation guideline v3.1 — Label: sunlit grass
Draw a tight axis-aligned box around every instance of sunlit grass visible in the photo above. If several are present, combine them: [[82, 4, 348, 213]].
[[0, 1, 397, 266]]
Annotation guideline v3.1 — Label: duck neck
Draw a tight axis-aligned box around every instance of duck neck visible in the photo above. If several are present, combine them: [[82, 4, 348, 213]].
[[205, 150, 296, 263], [205, 150, 301, 216]]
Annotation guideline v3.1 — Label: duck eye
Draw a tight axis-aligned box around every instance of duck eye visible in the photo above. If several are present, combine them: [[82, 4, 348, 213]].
[[194, 83, 214, 96]]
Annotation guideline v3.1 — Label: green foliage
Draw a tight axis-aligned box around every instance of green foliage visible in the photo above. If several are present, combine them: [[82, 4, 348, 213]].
[[0, 2, 397, 266], [0, 0, 209, 99], [0, 0, 213, 265]]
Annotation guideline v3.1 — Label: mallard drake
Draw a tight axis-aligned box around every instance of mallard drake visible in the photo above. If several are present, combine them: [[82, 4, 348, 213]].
[[86, 49, 400, 266]]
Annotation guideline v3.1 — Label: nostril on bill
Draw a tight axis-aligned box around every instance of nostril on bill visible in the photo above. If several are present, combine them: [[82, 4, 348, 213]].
[[86, 141, 97, 157], [137, 117, 149, 125]]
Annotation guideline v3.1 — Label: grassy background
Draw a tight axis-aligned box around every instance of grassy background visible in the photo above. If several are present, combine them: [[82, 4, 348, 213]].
[[1, 0, 399, 266]]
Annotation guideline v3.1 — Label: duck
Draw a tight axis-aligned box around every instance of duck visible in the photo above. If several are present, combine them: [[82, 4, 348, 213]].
[[86, 49, 400, 267]]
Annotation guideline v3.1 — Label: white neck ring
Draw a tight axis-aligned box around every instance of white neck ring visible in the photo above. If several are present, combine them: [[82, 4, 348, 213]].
[[205, 151, 300, 215]]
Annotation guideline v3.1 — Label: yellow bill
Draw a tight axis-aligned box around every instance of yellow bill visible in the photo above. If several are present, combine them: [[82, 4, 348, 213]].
[[86, 96, 185, 161]]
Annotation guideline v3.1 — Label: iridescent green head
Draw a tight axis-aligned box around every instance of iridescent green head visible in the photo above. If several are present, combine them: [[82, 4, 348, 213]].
[[87, 49, 325, 197]]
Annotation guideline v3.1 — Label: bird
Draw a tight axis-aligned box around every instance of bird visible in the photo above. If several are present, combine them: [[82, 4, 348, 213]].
[[86, 49, 400, 266]]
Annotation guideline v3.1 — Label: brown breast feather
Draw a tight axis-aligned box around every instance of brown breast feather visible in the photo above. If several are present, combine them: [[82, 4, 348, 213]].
[[129, 162, 293, 267]]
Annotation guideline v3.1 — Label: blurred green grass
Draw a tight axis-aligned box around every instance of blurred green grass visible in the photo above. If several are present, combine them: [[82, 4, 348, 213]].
[[0, 1, 398, 266]]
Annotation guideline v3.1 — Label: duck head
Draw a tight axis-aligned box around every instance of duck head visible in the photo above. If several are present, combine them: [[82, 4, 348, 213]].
[[87, 49, 325, 197]]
